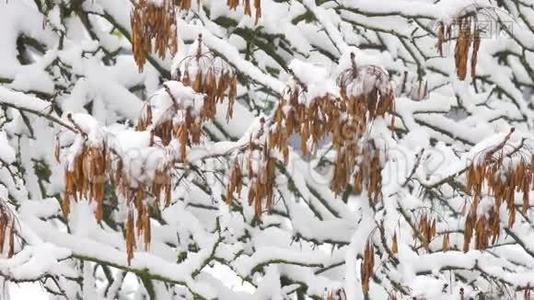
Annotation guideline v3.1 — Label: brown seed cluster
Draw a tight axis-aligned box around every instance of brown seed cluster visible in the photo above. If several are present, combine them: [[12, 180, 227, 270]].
[[130, 0, 262, 70], [129, 43, 238, 261], [416, 214, 437, 250], [60, 128, 170, 264], [0, 200, 16, 258], [463, 130, 534, 251], [113, 156, 172, 264], [334, 140, 383, 201], [332, 54, 393, 196], [391, 232, 398, 255], [131, 0, 178, 71], [63, 45, 238, 263], [225, 160, 242, 206], [337, 53, 395, 123], [361, 240, 375, 295], [436, 16, 481, 80], [62, 143, 107, 221], [175, 35, 237, 122], [226, 54, 395, 217], [270, 85, 338, 162], [138, 37, 237, 161], [137, 91, 203, 162], [226, 55, 394, 216], [246, 134, 276, 217], [274, 53, 393, 195], [225, 118, 276, 217]]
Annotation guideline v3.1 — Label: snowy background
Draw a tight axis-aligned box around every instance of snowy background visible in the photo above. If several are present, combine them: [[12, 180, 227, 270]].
[[1, 0, 534, 299]]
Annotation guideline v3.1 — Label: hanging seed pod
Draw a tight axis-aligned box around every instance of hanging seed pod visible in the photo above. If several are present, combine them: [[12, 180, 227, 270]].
[[227, 0, 239, 10], [442, 232, 450, 252], [0, 202, 16, 258], [126, 210, 136, 265], [524, 285, 532, 300], [54, 136, 60, 163], [436, 14, 481, 80], [391, 232, 398, 255], [227, 75, 237, 121], [436, 22, 446, 57], [254, 0, 262, 24], [225, 161, 242, 204], [361, 240, 374, 295], [463, 209, 475, 252], [7, 220, 14, 258], [244, 0, 251, 16], [454, 17, 472, 80]]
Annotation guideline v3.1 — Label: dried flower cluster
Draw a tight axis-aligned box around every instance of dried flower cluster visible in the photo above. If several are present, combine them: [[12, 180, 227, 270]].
[[463, 129, 534, 251], [131, 0, 178, 71], [436, 15, 481, 80]]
